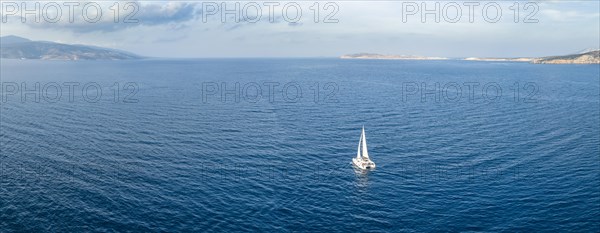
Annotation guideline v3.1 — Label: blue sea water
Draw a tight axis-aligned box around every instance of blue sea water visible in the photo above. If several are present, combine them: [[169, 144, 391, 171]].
[[0, 59, 599, 232]]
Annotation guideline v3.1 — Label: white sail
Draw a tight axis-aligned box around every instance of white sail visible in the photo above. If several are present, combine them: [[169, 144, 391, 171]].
[[356, 130, 362, 159], [361, 126, 369, 159]]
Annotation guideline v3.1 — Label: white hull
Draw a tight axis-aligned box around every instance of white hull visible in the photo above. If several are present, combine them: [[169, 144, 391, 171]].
[[352, 157, 376, 170]]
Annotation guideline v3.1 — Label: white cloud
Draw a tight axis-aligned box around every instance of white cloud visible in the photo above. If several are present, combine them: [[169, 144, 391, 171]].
[[1, 1, 598, 57]]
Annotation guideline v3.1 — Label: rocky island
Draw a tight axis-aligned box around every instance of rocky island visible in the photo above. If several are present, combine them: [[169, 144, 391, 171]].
[[341, 50, 599, 64], [532, 50, 600, 64], [1, 35, 142, 60], [464, 57, 534, 62], [464, 50, 600, 64], [340, 53, 448, 60]]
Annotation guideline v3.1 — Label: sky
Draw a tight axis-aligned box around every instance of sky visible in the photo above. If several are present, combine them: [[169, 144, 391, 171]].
[[1, 0, 599, 58]]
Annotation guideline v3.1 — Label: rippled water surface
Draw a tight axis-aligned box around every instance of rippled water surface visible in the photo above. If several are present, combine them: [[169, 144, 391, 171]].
[[1, 59, 599, 232]]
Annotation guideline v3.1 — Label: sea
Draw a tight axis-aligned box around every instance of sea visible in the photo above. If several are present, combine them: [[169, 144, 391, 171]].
[[0, 59, 599, 232]]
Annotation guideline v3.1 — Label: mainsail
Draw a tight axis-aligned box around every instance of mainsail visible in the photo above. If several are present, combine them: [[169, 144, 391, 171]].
[[356, 130, 362, 159], [361, 126, 369, 159]]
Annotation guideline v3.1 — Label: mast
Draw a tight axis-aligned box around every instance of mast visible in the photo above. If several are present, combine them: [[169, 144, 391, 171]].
[[362, 126, 369, 159]]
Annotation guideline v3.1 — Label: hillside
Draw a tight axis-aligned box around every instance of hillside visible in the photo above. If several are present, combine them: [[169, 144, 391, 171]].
[[0, 36, 142, 60], [532, 50, 600, 64]]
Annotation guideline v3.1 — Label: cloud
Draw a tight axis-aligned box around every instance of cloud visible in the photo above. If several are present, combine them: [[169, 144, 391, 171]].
[[3, 1, 597, 58], [5, 1, 301, 34], [288, 22, 302, 27], [152, 34, 189, 43], [6, 1, 199, 33], [135, 2, 198, 26], [539, 9, 600, 22]]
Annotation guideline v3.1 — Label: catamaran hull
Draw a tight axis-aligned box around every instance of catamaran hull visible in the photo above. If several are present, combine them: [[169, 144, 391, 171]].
[[352, 158, 376, 170]]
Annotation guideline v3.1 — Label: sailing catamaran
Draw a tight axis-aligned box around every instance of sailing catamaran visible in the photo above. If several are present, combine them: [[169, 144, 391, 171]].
[[352, 126, 376, 169]]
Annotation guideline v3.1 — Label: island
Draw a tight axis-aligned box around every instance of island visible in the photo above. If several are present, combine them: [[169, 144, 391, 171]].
[[464, 50, 599, 64], [341, 50, 599, 64], [464, 57, 534, 62], [532, 50, 600, 64], [340, 53, 448, 60], [1, 35, 142, 60]]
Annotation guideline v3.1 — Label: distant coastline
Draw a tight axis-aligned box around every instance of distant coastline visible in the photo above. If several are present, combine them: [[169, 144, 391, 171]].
[[342, 50, 600, 64], [3, 34, 598, 64], [464, 57, 534, 62], [531, 50, 600, 64], [340, 53, 448, 60]]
